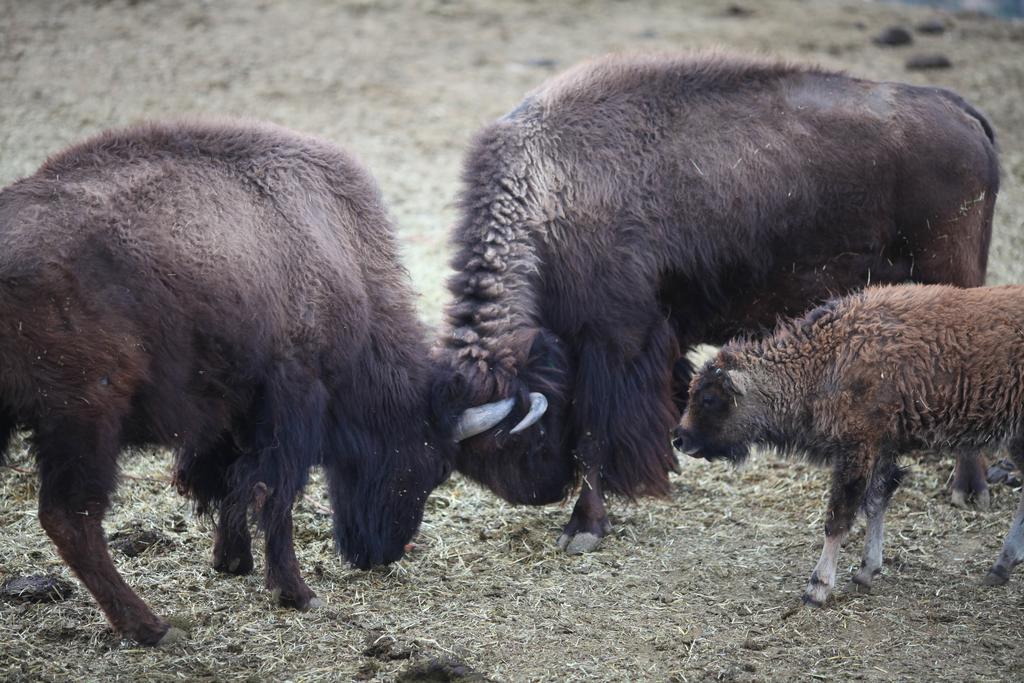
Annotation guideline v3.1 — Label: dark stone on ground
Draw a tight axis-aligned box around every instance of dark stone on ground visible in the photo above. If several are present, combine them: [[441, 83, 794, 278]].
[[0, 575, 75, 603], [873, 26, 913, 46], [916, 18, 948, 35], [987, 459, 1022, 487], [724, 4, 753, 17], [906, 53, 953, 70], [396, 657, 492, 683], [108, 528, 171, 557]]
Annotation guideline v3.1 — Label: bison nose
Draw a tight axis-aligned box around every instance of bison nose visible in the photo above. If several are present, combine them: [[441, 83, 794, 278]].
[[671, 426, 701, 458]]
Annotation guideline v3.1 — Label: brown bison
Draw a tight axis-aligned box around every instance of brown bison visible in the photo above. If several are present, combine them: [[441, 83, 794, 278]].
[[673, 284, 1024, 605], [432, 52, 998, 553], [0, 121, 449, 644]]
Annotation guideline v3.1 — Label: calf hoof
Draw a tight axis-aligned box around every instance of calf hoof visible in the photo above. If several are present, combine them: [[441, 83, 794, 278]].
[[851, 567, 879, 591], [557, 531, 603, 555], [982, 566, 1010, 587], [802, 572, 832, 606], [801, 592, 825, 608], [156, 626, 187, 647], [975, 489, 991, 511]]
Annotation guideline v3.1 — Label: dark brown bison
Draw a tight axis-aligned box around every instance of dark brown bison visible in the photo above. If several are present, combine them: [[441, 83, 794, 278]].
[[432, 52, 998, 553], [0, 121, 449, 645], [673, 284, 1024, 605]]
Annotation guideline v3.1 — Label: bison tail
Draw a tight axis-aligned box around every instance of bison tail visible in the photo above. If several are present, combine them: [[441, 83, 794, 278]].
[[936, 88, 997, 148], [960, 99, 996, 148]]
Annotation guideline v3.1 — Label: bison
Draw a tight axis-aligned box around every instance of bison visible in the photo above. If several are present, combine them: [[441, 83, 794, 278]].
[[0, 121, 449, 644], [432, 52, 998, 553], [673, 284, 1024, 605]]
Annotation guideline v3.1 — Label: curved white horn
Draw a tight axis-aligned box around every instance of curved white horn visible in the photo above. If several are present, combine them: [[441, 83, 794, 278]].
[[453, 398, 515, 442], [510, 392, 548, 434]]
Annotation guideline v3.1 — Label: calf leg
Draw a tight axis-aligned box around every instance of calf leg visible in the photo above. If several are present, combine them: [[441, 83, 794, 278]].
[[952, 451, 990, 510], [36, 425, 180, 645], [983, 441, 1024, 586], [852, 460, 904, 589], [804, 447, 875, 606], [556, 468, 611, 554]]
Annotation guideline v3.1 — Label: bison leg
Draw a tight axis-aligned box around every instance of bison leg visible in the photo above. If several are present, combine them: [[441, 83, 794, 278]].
[[556, 468, 611, 554], [264, 505, 319, 609], [852, 460, 904, 590], [983, 441, 1024, 586], [35, 427, 181, 645], [804, 448, 874, 606], [211, 503, 254, 575], [951, 451, 990, 510], [557, 315, 679, 554]]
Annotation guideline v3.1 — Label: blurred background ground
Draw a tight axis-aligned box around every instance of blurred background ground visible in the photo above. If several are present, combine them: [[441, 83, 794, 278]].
[[1, 0, 1023, 680]]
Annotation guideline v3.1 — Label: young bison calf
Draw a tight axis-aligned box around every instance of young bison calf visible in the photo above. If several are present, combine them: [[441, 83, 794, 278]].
[[672, 284, 1024, 606]]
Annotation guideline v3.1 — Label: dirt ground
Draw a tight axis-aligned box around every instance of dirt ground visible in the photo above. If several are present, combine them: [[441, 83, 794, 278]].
[[1, 0, 1024, 681]]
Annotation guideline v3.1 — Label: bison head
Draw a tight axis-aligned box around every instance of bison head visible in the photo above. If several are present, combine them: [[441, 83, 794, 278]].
[[672, 355, 759, 464], [433, 327, 576, 505], [326, 415, 452, 571]]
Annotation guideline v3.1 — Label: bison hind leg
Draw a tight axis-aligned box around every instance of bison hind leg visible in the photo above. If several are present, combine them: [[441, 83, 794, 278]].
[[951, 450, 990, 510], [983, 439, 1024, 586]]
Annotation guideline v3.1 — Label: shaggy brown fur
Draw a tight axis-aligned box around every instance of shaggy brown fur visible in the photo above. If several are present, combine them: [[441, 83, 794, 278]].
[[432, 52, 998, 552], [674, 284, 1024, 606], [0, 121, 449, 645]]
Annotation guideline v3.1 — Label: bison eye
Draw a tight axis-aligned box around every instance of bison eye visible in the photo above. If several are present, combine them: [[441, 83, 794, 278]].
[[701, 394, 719, 409]]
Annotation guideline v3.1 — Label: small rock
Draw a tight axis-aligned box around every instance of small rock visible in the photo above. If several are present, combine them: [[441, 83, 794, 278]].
[[906, 54, 953, 70], [724, 4, 753, 17], [678, 624, 703, 645], [524, 58, 557, 69], [916, 18, 948, 35], [0, 575, 74, 603], [108, 528, 171, 557], [873, 26, 913, 46]]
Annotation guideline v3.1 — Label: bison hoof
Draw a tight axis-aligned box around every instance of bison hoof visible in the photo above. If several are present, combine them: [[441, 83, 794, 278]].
[[212, 553, 254, 576], [156, 626, 187, 647], [951, 488, 990, 510], [982, 567, 1009, 587], [271, 587, 318, 610], [557, 531, 603, 555]]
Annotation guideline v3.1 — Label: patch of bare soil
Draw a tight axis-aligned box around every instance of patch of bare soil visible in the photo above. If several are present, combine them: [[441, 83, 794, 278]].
[[1, 1, 1023, 681]]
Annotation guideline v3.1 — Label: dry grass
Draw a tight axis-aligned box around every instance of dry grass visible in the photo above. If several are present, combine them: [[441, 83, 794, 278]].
[[2, 0, 1024, 680]]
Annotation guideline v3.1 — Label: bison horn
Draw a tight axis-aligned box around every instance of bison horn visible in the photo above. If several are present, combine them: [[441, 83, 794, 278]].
[[453, 398, 516, 442], [510, 392, 548, 434]]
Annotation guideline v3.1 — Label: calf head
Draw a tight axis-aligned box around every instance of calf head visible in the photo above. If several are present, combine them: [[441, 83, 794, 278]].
[[433, 327, 576, 505], [672, 354, 759, 463]]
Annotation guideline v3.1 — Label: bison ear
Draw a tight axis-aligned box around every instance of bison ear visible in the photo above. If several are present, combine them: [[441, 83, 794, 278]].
[[723, 370, 749, 396]]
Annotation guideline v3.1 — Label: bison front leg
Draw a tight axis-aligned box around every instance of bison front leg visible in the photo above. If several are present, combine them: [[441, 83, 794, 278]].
[[952, 451, 990, 509], [264, 505, 320, 610], [804, 448, 875, 607], [556, 468, 611, 554], [211, 502, 254, 576], [556, 315, 679, 554], [852, 459, 904, 590]]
